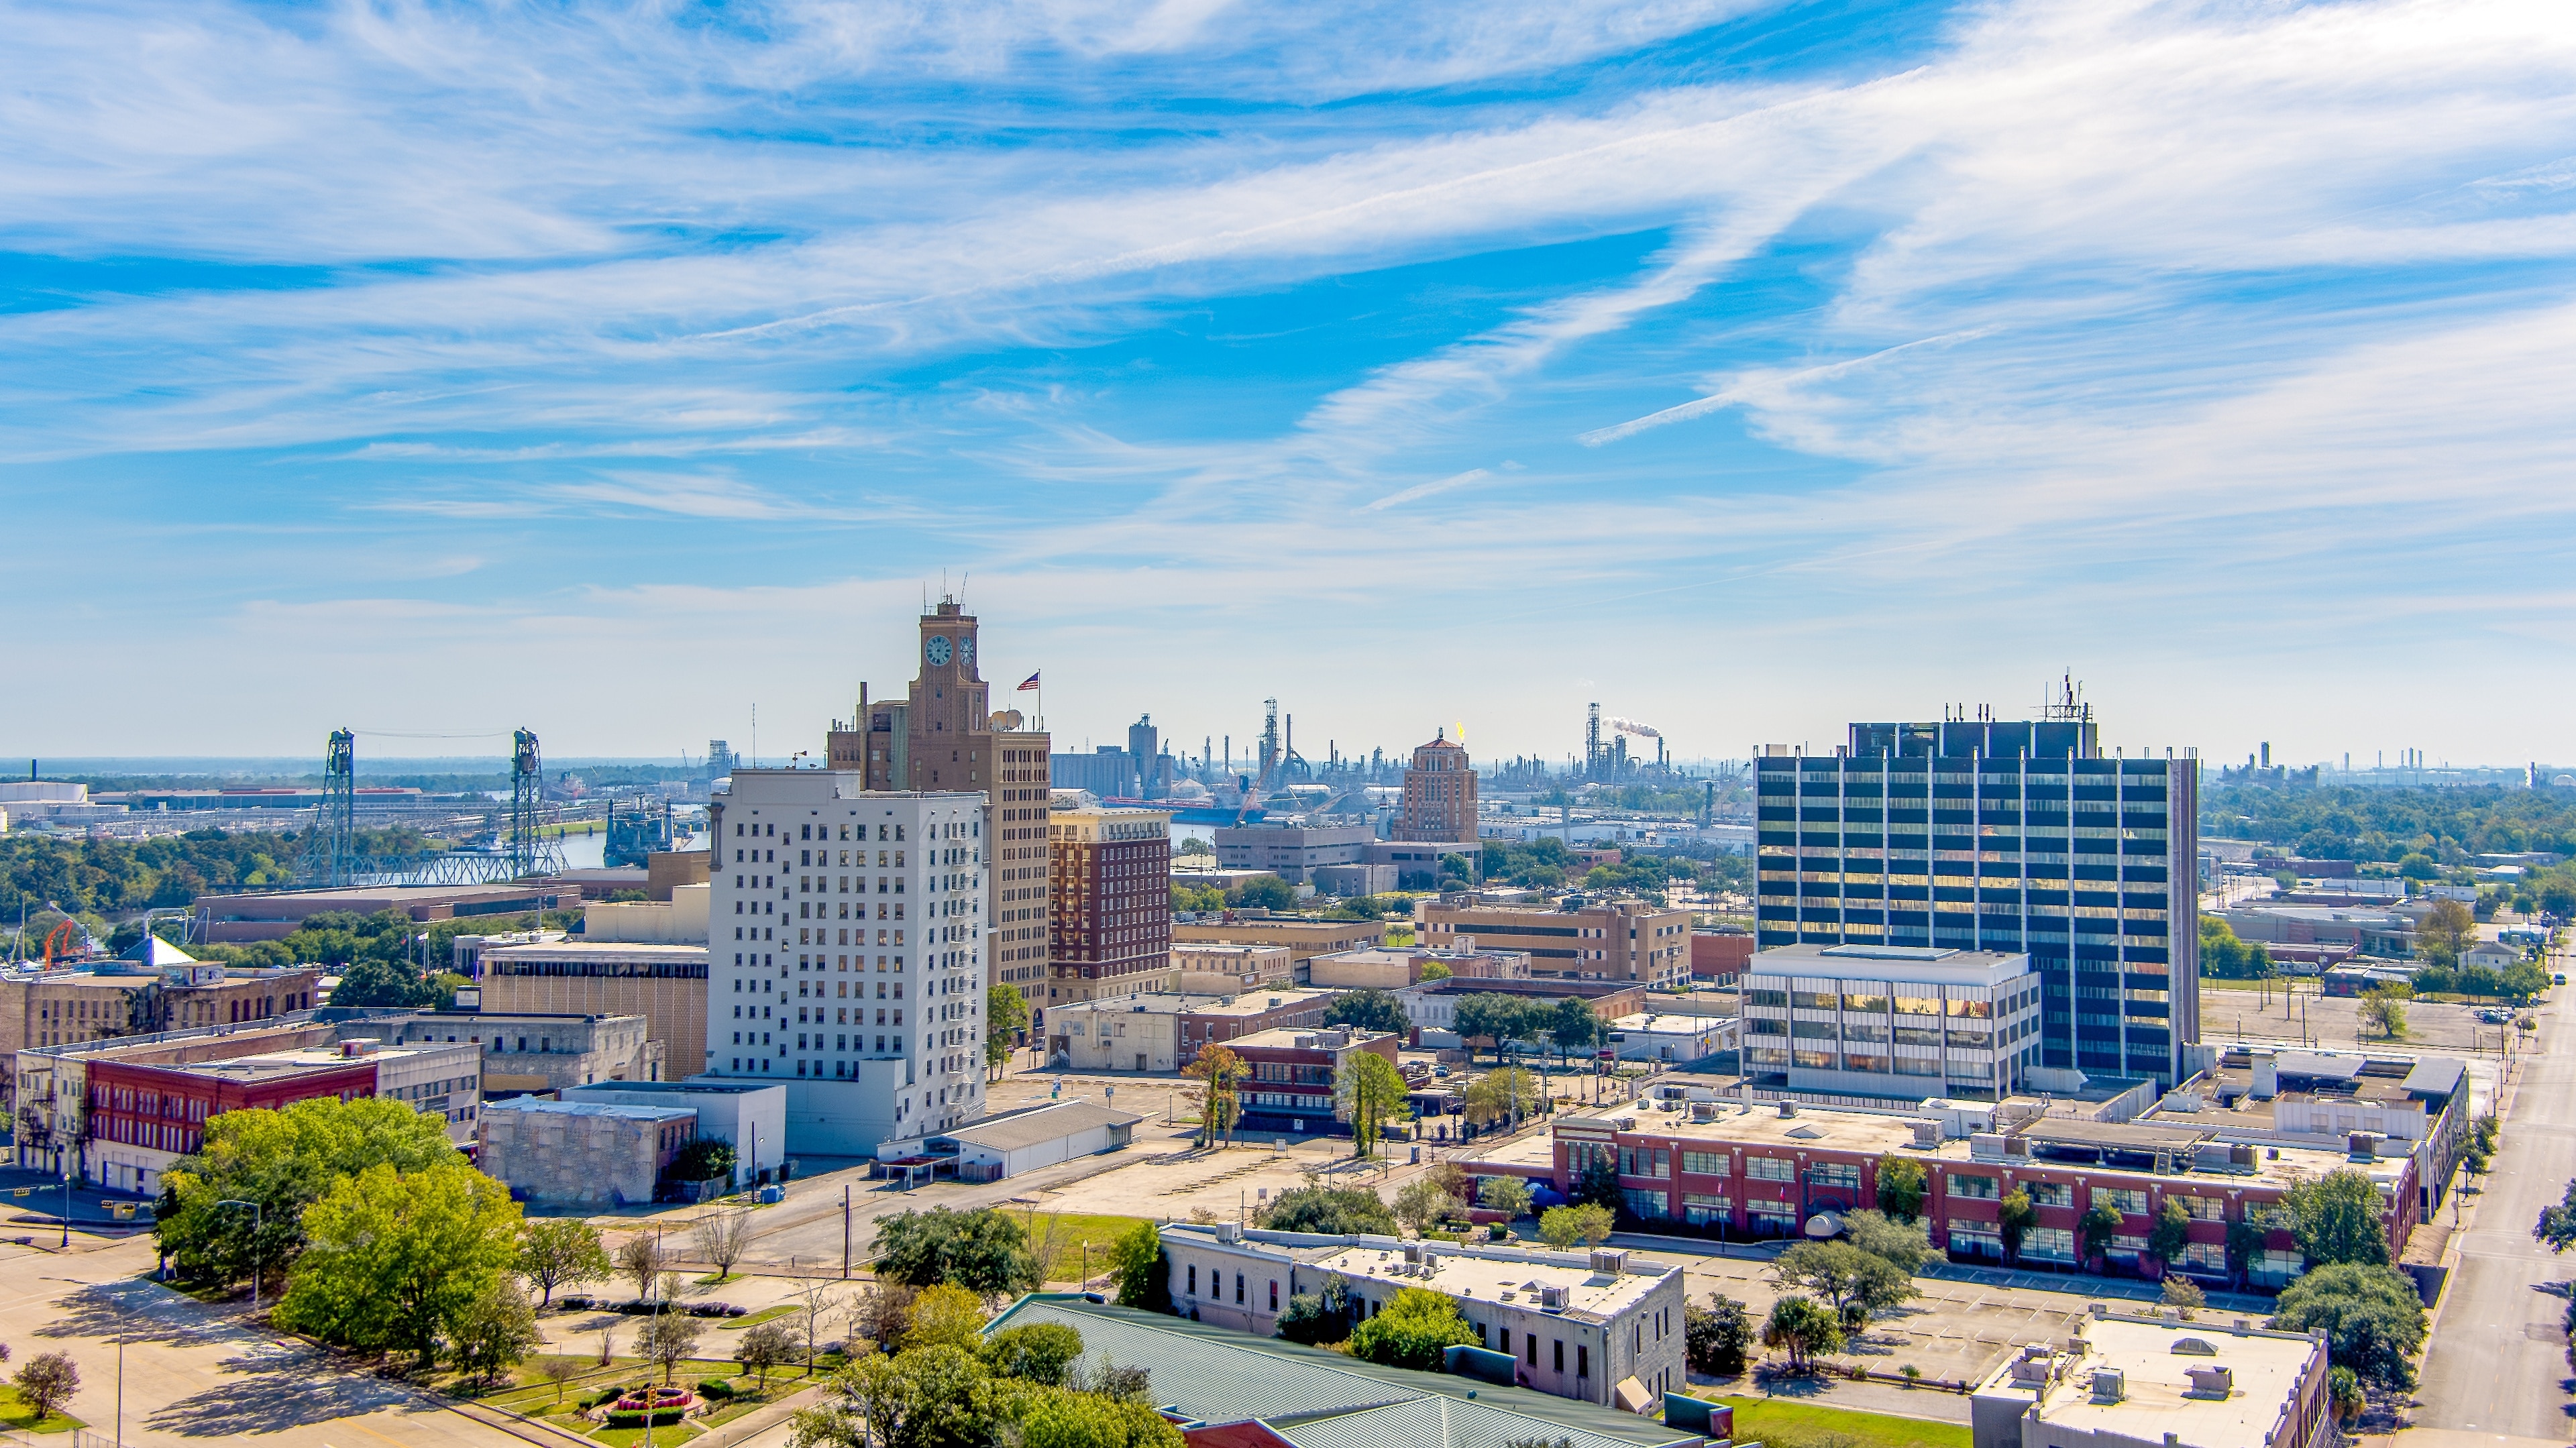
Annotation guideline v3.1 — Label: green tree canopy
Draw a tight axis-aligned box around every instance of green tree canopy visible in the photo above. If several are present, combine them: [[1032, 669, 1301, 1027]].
[[2270, 1263, 2428, 1389], [987, 984, 1032, 1076], [1325, 989, 1411, 1036], [2536, 1178, 2576, 1254], [1760, 1295, 1843, 1372], [1996, 1190, 2037, 1264], [1842, 1209, 1931, 1274], [873, 1209, 1043, 1300], [1226, 876, 1296, 911], [1684, 1294, 1753, 1376], [156, 1094, 464, 1287], [1347, 1288, 1479, 1370], [1336, 1050, 1412, 1158], [274, 1158, 525, 1363], [1770, 1241, 1915, 1327], [1105, 1220, 1170, 1314], [982, 1323, 1085, 1386], [1261, 1186, 1397, 1237], [1874, 1156, 1927, 1223], [1539, 1203, 1614, 1249], [2284, 1170, 2392, 1268], [517, 1217, 613, 1307]]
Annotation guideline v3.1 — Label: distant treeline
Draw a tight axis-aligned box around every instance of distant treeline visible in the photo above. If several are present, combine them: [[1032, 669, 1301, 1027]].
[[2201, 783, 2576, 862]]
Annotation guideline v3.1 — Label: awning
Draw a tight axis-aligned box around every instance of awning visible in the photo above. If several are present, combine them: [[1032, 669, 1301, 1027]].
[[1805, 1212, 1843, 1238]]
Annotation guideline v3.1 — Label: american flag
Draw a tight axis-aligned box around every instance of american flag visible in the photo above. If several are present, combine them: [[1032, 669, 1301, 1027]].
[[1018, 671, 1040, 690]]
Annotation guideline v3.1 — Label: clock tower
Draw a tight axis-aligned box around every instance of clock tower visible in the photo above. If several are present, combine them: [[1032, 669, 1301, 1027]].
[[826, 596, 1055, 1001]]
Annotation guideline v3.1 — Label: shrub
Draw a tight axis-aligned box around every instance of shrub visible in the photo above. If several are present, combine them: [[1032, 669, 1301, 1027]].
[[603, 1409, 689, 1429], [697, 1378, 737, 1399], [559, 1294, 593, 1311]]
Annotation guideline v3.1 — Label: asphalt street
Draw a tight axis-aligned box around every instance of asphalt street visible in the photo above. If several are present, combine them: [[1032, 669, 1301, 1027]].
[[2413, 932, 2573, 1439]]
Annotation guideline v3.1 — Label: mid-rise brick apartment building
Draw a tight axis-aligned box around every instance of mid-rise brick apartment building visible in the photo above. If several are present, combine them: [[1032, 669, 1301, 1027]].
[[1044, 989, 1336, 1072], [1417, 898, 1690, 989], [1471, 1105, 2413, 1288], [1232, 1026, 1400, 1138], [1046, 805, 1172, 1011]]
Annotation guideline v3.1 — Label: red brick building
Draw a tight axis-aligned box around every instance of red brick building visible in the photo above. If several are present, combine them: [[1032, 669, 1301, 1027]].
[[1395, 732, 1477, 844], [85, 1054, 376, 1166], [1046, 805, 1172, 1010], [1500, 1106, 2414, 1287], [1688, 929, 1752, 983], [1232, 1026, 1400, 1139]]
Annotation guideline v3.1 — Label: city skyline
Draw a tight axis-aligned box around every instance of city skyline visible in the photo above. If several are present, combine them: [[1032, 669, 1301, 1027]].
[[5, 1, 2574, 763]]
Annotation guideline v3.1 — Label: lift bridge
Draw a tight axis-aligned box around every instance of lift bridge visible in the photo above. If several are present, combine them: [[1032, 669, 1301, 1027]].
[[297, 726, 566, 887]]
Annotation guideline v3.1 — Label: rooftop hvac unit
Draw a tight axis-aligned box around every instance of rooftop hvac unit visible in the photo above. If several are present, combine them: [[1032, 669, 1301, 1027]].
[[2349, 1131, 2380, 1160], [1540, 1286, 1569, 1309], [1778, 1100, 1799, 1118], [1216, 1222, 1242, 1244], [1589, 1248, 1627, 1275], [2184, 1365, 2234, 1397], [2089, 1369, 2125, 1402]]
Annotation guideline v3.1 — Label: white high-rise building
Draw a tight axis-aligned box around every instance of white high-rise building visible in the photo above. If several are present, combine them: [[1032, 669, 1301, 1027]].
[[704, 769, 989, 1150]]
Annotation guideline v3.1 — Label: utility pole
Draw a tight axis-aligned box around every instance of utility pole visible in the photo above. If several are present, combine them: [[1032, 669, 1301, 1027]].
[[842, 1186, 851, 1278]]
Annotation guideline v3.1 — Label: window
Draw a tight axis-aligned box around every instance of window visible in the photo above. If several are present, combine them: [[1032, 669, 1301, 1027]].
[[1807, 1162, 1860, 1189], [1619, 1148, 1670, 1179], [2023, 1227, 2076, 1262], [1745, 1157, 1795, 1182], [1950, 1173, 1999, 1200], [2177, 1195, 2223, 1221], [1554, 1340, 1564, 1372], [1682, 1194, 1731, 1225], [2098, 1188, 2148, 1215], [2027, 1182, 2071, 1208], [1681, 1151, 1729, 1177], [1187, 1264, 1197, 1296]]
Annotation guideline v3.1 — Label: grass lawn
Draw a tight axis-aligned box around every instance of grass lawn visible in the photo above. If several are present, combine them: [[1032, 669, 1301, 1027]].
[[1705, 1396, 1970, 1448], [590, 1423, 702, 1447], [1006, 1209, 1153, 1283], [0, 1386, 86, 1433], [716, 1304, 799, 1329]]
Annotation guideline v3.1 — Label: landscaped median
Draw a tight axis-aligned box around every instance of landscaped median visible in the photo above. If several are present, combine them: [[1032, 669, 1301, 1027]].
[[462, 1353, 821, 1446]]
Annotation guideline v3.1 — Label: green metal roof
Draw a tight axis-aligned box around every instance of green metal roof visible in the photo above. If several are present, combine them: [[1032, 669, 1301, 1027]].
[[983, 1296, 1697, 1448]]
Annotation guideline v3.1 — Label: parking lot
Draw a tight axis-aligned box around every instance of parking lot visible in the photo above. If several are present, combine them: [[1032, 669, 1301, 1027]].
[[2198, 978, 2529, 1055]]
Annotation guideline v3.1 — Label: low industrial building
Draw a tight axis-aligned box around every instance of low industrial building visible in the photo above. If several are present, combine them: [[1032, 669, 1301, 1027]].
[[1045, 990, 1337, 1072], [386, 1007, 662, 1094], [191, 881, 582, 944], [2142, 1046, 2473, 1218], [982, 1295, 1709, 1448], [562, 1078, 787, 1185], [1311, 862, 1398, 897], [478, 1097, 697, 1207], [1969, 1308, 2334, 1448], [1214, 823, 1375, 884], [932, 1098, 1142, 1181], [582, 883, 711, 944], [1604, 1013, 1737, 1063], [1307, 944, 1531, 991], [1157, 1225, 1688, 1408], [1173, 943, 1295, 995], [1171, 917, 1389, 965], [1741, 942, 2043, 1101]]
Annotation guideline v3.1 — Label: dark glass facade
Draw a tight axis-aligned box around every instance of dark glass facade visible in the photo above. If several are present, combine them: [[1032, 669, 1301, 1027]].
[[1754, 722, 2200, 1087]]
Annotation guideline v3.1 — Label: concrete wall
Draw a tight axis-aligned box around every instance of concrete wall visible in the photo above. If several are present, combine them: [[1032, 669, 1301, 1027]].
[[480, 1104, 688, 1207]]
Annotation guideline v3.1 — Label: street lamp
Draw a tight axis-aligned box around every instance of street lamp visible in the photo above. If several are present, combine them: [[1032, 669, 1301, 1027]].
[[216, 1199, 263, 1310]]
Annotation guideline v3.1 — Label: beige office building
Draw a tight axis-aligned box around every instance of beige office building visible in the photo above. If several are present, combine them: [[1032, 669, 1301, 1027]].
[[475, 941, 709, 1080], [1171, 917, 1389, 966], [1417, 898, 1690, 988]]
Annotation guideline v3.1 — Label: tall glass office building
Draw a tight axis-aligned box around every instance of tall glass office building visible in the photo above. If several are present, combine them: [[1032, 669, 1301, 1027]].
[[1754, 712, 2200, 1087]]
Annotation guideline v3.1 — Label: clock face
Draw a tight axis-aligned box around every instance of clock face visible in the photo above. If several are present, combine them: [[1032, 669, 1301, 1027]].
[[925, 636, 953, 667], [958, 635, 975, 665]]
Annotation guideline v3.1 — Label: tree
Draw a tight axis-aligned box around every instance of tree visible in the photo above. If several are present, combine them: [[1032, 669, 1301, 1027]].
[[2146, 1199, 2193, 1271], [1760, 1296, 1843, 1374], [1843, 1209, 1931, 1274], [987, 985, 1030, 1079], [1540, 1203, 1615, 1249], [1771, 1241, 1915, 1327], [1181, 1044, 1249, 1150], [1326, 990, 1411, 1036], [637, 1306, 702, 1386], [447, 1279, 541, 1388], [617, 1231, 668, 1302], [667, 1137, 737, 1186], [1996, 1190, 2037, 1266], [695, 1209, 757, 1282], [2328, 1365, 2365, 1423], [983, 1322, 1085, 1386], [1452, 995, 1534, 1064], [1545, 999, 1600, 1067], [10, 1353, 78, 1423], [2161, 1275, 2205, 1319], [2534, 1178, 2576, 1253], [2270, 1263, 2427, 1390], [906, 1285, 987, 1353], [518, 1218, 612, 1308], [1416, 960, 1452, 982], [1277, 1278, 1355, 1345], [1105, 1220, 1171, 1313], [796, 1280, 845, 1364], [2285, 1169, 2392, 1268], [1346, 1287, 1479, 1370], [741, 1321, 798, 1388], [1262, 1186, 1397, 1236], [2417, 899, 2477, 970], [273, 1158, 525, 1366], [1336, 1050, 1411, 1158], [2226, 1217, 2271, 1288], [1462, 1068, 1539, 1131], [155, 1094, 461, 1292], [2357, 984, 2410, 1040], [1014, 1384, 1183, 1448], [1570, 1154, 1620, 1211], [1685, 1294, 1753, 1376], [847, 1282, 920, 1353], [537, 1355, 584, 1404], [1874, 1156, 1927, 1223], [1477, 1176, 1534, 1219], [1227, 876, 1295, 911], [873, 1209, 1041, 1299], [1395, 1177, 1455, 1236], [2078, 1203, 2123, 1268]]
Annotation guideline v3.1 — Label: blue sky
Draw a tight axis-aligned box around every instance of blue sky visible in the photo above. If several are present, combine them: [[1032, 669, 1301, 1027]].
[[5, 0, 2574, 769]]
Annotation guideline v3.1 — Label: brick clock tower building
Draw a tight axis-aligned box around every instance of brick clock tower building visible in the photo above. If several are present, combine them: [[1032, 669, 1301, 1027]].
[[826, 600, 1051, 997]]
